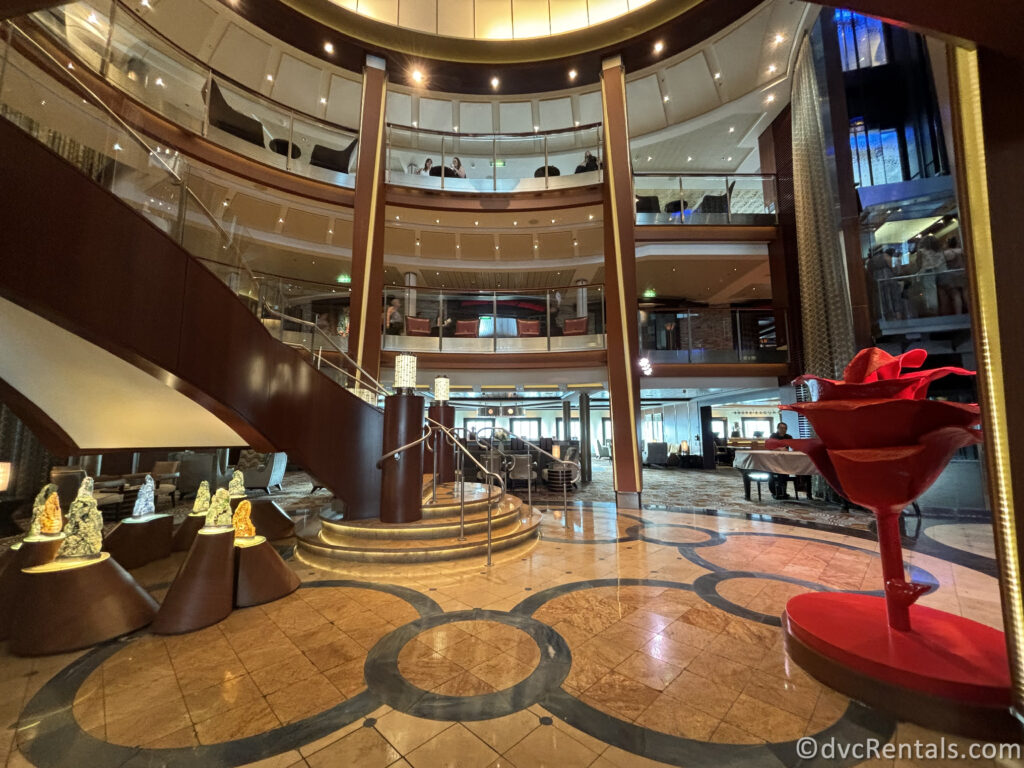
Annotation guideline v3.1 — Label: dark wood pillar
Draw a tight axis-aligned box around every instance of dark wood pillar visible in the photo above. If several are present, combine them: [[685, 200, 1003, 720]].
[[347, 56, 389, 383], [950, 44, 1024, 718], [428, 402, 455, 484], [579, 393, 592, 483], [380, 391, 424, 523], [600, 55, 643, 508], [758, 105, 804, 379]]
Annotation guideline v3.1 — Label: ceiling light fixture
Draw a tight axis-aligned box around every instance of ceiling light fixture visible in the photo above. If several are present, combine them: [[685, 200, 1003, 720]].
[[87, 12, 98, 24], [412, 69, 424, 83], [653, 41, 664, 54], [155, 77, 165, 87], [266, 74, 273, 82], [320, 97, 327, 104], [328, 228, 333, 234], [534, 126, 539, 132], [765, 93, 776, 103], [773, 33, 785, 45], [569, 69, 577, 80], [686, 155, 692, 162], [323, 42, 334, 54], [713, 72, 721, 80], [727, 156, 733, 161], [412, 121, 417, 127], [278, 217, 284, 223], [474, 221, 479, 226], [646, 156, 652, 162], [767, 64, 777, 74], [395, 215, 400, 220], [663, 95, 670, 102], [435, 218, 440, 224], [728, 126, 735, 133], [588, 214, 594, 220], [490, 76, 500, 89]]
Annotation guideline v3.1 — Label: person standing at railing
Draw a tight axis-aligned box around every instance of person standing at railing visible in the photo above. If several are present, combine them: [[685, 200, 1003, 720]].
[[384, 297, 404, 335], [938, 235, 967, 315], [914, 234, 945, 317], [867, 246, 900, 321]]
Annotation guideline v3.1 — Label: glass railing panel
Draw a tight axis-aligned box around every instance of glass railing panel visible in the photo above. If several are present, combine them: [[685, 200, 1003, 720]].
[[386, 126, 444, 188], [30, 1, 108, 72], [638, 308, 787, 364], [633, 175, 682, 225], [872, 268, 970, 328], [206, 77, 289, 170], [105, 5, 207, 133], [441, 134, 495, 193], [494, 134, 547, 192], [728, 175, 779, 225], [546, 125, 602, 188], [290, 112, 357, 188], [495, 291, 548, 352]]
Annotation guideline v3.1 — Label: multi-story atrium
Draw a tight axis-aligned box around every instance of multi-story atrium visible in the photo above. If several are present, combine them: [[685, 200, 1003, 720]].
[[0, 0, 1022, 766]]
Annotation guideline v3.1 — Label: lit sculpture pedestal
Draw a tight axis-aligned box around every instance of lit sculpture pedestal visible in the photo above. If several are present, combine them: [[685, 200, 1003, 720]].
[[0, 534, 64, 640], [172, 513, 206, 552], [783, 592, 1014, 741], [151, 528, 234, 635], [10, 552, 158, 655], [230, 498, 295, 540], [104, 514, 173, 570], [234, 536, 300, 607]]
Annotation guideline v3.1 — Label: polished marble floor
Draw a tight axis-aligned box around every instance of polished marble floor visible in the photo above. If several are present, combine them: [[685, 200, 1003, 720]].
[[0, 501, 1014, 768]]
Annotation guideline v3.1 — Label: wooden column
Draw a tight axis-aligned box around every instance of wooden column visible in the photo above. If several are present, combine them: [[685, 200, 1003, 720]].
[[600, 56, 643, 508], [347, 56, 389, 383]]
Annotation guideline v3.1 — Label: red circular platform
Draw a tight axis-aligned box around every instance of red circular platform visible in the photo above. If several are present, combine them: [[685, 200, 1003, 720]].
[[786, 592, 1010, 705]]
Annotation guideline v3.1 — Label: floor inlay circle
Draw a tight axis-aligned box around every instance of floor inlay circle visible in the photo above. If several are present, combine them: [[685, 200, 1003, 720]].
[[364, 608, 571, 720]]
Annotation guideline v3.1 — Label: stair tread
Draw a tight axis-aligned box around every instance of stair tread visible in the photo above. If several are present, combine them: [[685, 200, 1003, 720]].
[[307, 512, 541, 552], [329, 497, 523, 530]]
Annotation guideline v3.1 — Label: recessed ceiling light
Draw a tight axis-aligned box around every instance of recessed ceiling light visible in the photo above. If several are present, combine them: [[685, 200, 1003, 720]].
[[113, 142, 122, 151], [323, 42, 334, 54], [713, 72, 721, 80], [87, 12, 98, 24], [728, 126, 735, 133], [453, 125, 458, 132], [456, 244, 460, 249], [395, 215, 400, 220], [687, 156, 692, 162], [320, 97, 327, 104], [653, 41, 664, 54], [222, 200, 228, 206], [588, 214, 594, 220], [415, 240, 420, 246], [328, 229, 333, 234], [765, 94, 776, 103], [278, 217, 284, 223], [569, 69, 577, 80], [663, 95, 670, 102], [773, 33, 785, 45], [495, 245, 499, 250], [534, 243, 538, 249], [140, 0, 150, 7], [490, 76, 500, 89], [412, 121, 417, 127], [573, 240, 578, 247], [534, 126, 539, 132], [266, 74, 273, 82], [155, 77, 165, 87], [727, 156, 733, 161], [646, 156, 652, 162], [412, 69, 424, 83], [513, 221, 517, 226], [551, 218, 556, 223], [474, 221, 479, 226], [767, 64, 777, 74], [435, 218, 440, 224]]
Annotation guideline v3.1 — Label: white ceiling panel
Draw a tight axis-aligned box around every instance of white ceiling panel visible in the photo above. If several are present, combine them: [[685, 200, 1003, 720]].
[[549, 0, 589, 34], [357, 0, 399, 25], [539, 98, 573, 130], [386, 91, 412, 126], [460, 101, 494, 133], [662, 53, 721, 123], [327, 75, 363, 128], [499, 101, 533, 133], [209, 24, 271, 89], [437, 0, 475, 38], [578, 90, 603, 125], [272, 54, 321, 116], [625, 74, 665, 136], [513, 0, 551, 38], [713, 5, 772, 93], [420, 97, 454, 131], [475, 0, 513, 39], [398, 0, 437, 34], [587, 0, 630, 26], [142, 0, 217, 56]]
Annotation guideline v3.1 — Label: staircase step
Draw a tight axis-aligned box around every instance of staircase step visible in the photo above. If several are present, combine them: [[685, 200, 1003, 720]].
[[320, 497, 523, 541], [420, 481, 502, 518], [297, 509, 542, 564]]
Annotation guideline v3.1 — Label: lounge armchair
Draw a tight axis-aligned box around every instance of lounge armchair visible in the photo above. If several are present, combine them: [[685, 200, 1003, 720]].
[[310, 138, 358, 173], [207, 80, 264, 147], [563, 316, 589, 336], [534, 166, 560, 177], [643, 442, 669, 466], [635, 195, 660, 213], [406, 316, 432, 336], [150, 460, 181, 506], [455, 319, 480, 337], [235, 450, 287, 494], [517, 319, 540, 337]]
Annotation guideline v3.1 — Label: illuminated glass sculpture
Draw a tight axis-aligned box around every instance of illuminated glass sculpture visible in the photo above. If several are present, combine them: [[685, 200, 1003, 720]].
[[227, 470, 245, 499], [232, 500, 255, 538], [58, 477, 102, 558], [132, 475, 156, 518], [192, 481, 211, 514], [28, 483, 59, 536], [205, 488, 233, 528]]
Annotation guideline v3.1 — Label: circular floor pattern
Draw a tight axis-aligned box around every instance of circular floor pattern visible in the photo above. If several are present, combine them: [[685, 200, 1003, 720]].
[[924, 523, 997, 559]]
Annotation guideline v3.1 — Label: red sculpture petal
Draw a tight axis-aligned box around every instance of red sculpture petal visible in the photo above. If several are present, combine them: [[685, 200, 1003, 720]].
[[843, 348, 927, 383], [796, 366, 975, 401], [782, 399, 980, 449]]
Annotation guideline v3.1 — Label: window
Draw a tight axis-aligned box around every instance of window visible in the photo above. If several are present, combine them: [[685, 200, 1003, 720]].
[[850, 120, 905, 187], [510, 418, 541, 441], [641, 412, 663, 443], [710, 419, 726, 439], [835, 9, 887, 71], [742, 418, 773, 439], [602, 417, 612, 443], [463, 418, 494, 437], [556, 418, 581, 441]]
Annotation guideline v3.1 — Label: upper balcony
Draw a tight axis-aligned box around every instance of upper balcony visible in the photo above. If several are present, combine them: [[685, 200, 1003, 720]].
[[634, 173, 779, 227]]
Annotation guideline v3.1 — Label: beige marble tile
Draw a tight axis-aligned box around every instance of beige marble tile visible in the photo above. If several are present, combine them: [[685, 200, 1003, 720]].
[[306, 726, 401, 768], [374, 710, 453, 755], [266, 673, 342, 725], [405, 724, 499, 768], [184, 674, 264, 725], [462, 709, 540, 753], [722, 693, 808, 742], [505, 724, 601, 768], [249, 653, 320, 696], [582, 671, 660, 722], [193, 698, 282, 745]]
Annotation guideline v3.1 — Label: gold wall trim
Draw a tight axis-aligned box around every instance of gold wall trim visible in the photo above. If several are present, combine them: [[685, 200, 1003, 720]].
[[280, 0, 705, 64], [950, 45, 1024, 712], [601, 64, 642, 491]]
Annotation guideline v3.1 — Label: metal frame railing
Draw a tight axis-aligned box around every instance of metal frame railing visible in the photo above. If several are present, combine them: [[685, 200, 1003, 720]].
[[632, 171, 779, 224]]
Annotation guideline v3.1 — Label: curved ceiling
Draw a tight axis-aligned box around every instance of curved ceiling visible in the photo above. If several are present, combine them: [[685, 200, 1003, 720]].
[[0, 297, 246, 450]]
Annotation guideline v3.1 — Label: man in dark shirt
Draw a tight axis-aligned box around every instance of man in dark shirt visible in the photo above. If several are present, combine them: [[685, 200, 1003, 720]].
[[769, 422, 793, 499]]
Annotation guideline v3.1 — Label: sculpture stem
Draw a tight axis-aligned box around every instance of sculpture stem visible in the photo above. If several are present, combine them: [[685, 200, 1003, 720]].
[[876, 507, 915, 631]]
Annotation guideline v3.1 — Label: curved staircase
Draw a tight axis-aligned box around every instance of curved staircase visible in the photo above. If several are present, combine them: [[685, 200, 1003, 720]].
[[296, 482, 542, 564]]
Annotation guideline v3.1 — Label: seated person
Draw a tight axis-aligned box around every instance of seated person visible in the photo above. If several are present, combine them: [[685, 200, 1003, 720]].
[[418, 158, 434, 175], [574, 151, 599, 173], [768, 422, 793, 499], [451, 157, 467, 178]]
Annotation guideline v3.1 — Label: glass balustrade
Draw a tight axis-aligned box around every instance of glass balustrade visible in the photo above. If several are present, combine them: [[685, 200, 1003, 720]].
[[382, 286, 606, 353], [633, 174, 778, 225], [386, 124, 603, 193], [638, 307, 788, 364], [871, 268, 969, 330]]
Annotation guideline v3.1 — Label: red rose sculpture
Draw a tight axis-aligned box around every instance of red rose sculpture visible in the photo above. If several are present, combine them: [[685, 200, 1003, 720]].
[[768, 348, 981, 631]]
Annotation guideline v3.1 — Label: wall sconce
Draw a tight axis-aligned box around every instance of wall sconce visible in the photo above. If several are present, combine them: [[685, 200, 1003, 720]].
[[0, 462, 11, 492], [433, 375, 450, 402], [395, 353, 417, 390]]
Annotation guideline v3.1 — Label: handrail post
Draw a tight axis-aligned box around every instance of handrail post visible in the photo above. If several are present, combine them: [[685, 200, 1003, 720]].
[[202, 71, 211, 137], [543, 135, 549, 190], [441, 133, 446, 190], [286, 110, 295, 172], [100, 0, 117, 79], [492, 135, 497, 192], [562, 460, 568, 528], [431, 428, 438, 503], [486, 471, 493, 566], [457, 452, 466, 541]]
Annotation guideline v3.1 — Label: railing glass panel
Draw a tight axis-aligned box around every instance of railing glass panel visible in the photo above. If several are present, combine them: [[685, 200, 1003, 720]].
[[638, 307, 787, 364], [634, 174, 779, 225]]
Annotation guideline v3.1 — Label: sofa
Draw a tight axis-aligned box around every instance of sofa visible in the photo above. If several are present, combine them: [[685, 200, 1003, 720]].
[[235, 450, 288, 494]]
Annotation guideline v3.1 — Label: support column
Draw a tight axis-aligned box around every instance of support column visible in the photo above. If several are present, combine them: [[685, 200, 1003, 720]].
[[404, 271, 418, 318], [561, 400, 572, 443], [347, 55, 389, 383], [579, 393, 592, 483], [600, 56, 643, 508], [575, 279, 588, 323], [380, 390, 424, 523]]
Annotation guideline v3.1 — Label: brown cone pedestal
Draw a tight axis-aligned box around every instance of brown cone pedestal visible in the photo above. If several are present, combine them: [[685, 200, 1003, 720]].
[[151, 528, 234, 635], [0, 535, 65, 640], [234, 536, 301, 607], [9, 552, 158, 656], [230, 497, 295, 540], [104, 515, 173, 570], [172, 513, 206, 552]]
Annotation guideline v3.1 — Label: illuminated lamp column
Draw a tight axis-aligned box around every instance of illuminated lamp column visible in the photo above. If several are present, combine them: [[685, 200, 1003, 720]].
[[380, 354, 424, 523], [428, 375, 455, 483], [347, 54, 389, 384], [600, 55, 643, 508]]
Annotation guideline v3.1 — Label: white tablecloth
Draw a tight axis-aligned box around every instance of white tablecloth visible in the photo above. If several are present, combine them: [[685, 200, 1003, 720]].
[[733, 449, 817, 476]]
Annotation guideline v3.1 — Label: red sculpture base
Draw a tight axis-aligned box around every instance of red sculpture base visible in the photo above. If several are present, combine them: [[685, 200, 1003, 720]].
[[784, 592, 1016, 741]]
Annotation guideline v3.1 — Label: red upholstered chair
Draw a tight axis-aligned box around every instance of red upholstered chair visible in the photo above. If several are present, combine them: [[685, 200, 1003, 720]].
[[563, 316, 589, 336], [455, 319, 480, 337], [517, 319, 540, 337], [406, 316, 431, 336]]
